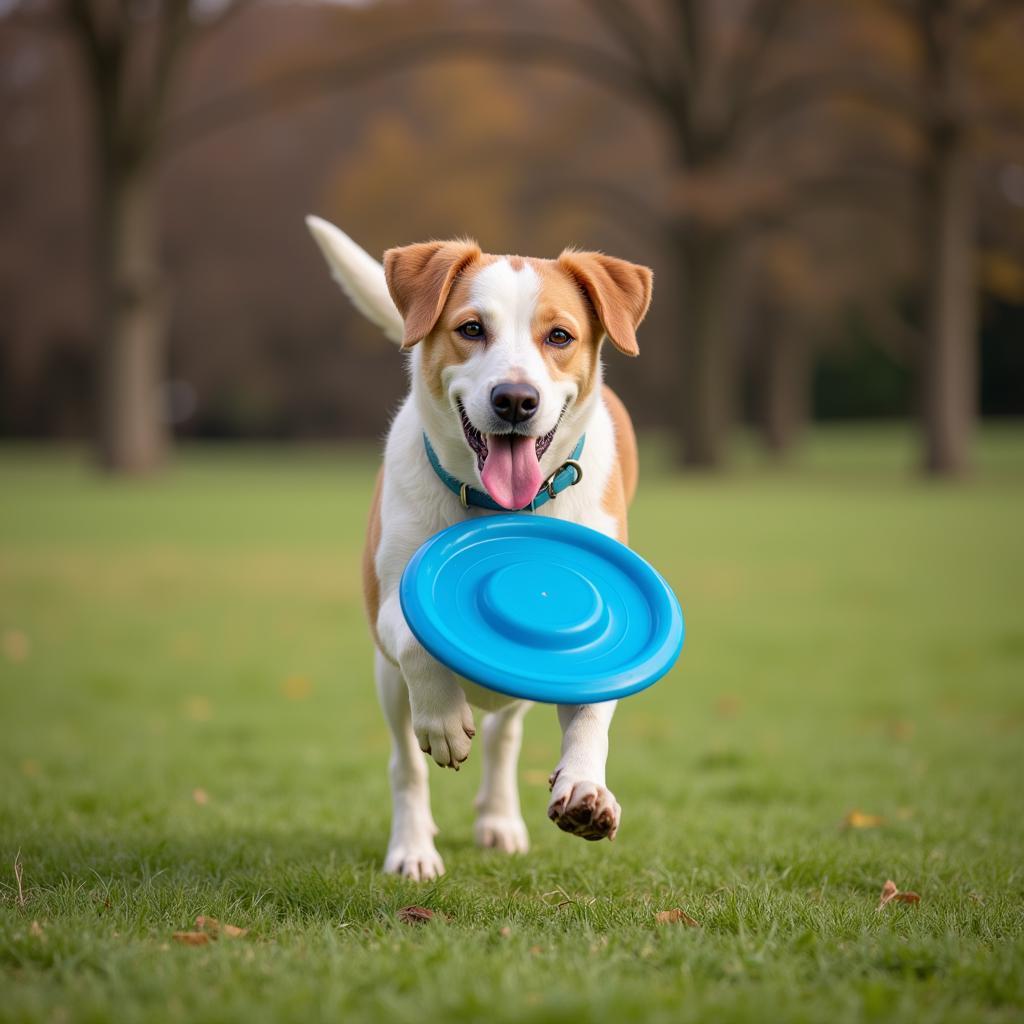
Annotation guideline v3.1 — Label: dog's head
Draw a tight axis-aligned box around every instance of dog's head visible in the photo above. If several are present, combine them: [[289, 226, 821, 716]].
[[386, 242, 652, 510]]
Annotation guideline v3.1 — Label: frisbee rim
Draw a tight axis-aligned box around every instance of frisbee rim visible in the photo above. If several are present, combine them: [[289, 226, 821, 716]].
[[399, 514, 684, 704]]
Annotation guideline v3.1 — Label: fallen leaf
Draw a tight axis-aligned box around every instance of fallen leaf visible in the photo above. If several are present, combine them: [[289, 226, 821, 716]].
[[397, 906, 434, 925], [191, 788, 209, 806], [714, 695, 742, 718], [499, 926, 512, 938], [843, 810, 885, 830], [195, 916, 247, 938], [183, 696, 212, 722], [172, 931, 210, 946], [529, 945, 544, 955], [889, 720, 915, 741], [282, 675, 313, 700], [655, 908, 700, 927], [3, 629, 30, 663], [877, 879, 921, 910]]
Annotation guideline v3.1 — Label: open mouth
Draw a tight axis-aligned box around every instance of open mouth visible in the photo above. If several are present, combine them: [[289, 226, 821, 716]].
[[457, 400, 567, 510]]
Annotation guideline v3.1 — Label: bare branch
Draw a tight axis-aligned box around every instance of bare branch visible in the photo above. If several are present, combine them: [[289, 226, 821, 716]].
[[743, 66, 924, 130], [164, 30, 656, 156], [967, 0, 1024, 33], [721, 0, 793, 124], [522, 175, 666, 239], [151, 1, 193, 119], [0, 1, 68, 38], [581, 0, 684, 117], [66, 0, 106, 67], [744, 165, 918, 236], [583, 0, 673, 94]]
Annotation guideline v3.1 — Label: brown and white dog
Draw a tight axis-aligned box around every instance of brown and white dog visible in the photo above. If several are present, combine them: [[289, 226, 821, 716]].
[[307, 217, 652, 879]]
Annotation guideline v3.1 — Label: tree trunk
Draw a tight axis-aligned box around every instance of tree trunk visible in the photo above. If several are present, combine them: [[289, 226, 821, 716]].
[[673, 227, 737, 468], [920, 132, 975, 476], [96, 160, 169, 473], [759, 317, 808, 457], [919, 0, 976, 477]]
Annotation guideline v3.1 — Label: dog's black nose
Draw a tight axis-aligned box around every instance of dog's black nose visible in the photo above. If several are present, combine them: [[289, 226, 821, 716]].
[[490, 382, 539, 424]]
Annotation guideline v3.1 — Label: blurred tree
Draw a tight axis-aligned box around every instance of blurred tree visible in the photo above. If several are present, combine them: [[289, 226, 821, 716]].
[[178, 0, 835, 467], [3, 0, 246, 473], [836, 0, 1024, 474], [913, 0, 1023, 474]]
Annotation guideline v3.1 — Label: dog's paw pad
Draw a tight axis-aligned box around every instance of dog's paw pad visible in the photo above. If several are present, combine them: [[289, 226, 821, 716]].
[[547, 779, 620, 841]]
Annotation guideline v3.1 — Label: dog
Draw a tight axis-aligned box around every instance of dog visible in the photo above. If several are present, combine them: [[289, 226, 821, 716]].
[[306, 217, 652, 879]]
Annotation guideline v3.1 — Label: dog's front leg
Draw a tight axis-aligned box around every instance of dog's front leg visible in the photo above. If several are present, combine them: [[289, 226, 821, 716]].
[[547, 702, 621, 841], [378, 593, 476, 769]]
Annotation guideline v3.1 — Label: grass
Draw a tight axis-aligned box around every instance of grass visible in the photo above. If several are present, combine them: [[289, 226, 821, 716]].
[[1, 427, 1023, 1024]]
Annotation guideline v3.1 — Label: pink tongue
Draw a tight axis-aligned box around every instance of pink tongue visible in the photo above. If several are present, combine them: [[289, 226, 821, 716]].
[[481, 434, 543, 510]]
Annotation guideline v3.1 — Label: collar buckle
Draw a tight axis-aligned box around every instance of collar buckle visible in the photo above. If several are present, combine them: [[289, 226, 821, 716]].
[[542, 457, 584, 502]]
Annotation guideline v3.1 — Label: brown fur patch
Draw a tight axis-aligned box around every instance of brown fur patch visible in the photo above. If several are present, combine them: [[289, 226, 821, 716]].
[[418, 257, 499, 402], [384, 240, 482, 350], [528, 259, 602, 409], [556, 251, 653, 357], [600, 385, 638, 543]]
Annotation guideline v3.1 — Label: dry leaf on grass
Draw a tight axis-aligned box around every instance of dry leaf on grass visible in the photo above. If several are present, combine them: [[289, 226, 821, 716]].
[[195, 916, 247, 938], [843, 810, 885, 830], [714, 695, 742, 718], [877, 879, 921, 910], [183, 696, 212, 722], [3, 629, 31, 663], [282, 675, 313, 701], [191, 788, 209, 806], [173, 916, 248, 945], [397, 906, 435, 925], [654, 908, 700, 927]]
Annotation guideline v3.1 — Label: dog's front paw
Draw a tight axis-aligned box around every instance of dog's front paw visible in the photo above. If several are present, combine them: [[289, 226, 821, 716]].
[[411, 696, 476, 769], [547, 773, 620, 841], [474, 813, 529, 854], [383, 839, 445, 881]]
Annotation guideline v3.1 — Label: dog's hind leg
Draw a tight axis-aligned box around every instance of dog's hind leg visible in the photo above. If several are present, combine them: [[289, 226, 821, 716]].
[[374, 649, 445, 880], [547, 702, 621, 841], [474, 701, 531, 854]]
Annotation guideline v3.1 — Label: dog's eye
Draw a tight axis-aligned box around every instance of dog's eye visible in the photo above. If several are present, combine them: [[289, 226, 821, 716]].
[[546, 328, 574, 348], [457, 321, 485, 340]]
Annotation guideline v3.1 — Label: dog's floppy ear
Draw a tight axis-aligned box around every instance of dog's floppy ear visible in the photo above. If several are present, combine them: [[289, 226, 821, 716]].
[[557, 250, 653, 357], [383, 240, 482, 350]]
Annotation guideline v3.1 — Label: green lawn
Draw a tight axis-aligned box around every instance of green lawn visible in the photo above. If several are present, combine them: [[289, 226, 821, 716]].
[[1, 430, 1023, 1023]]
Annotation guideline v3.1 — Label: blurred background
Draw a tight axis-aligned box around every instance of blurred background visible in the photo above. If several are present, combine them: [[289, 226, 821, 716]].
[[1, 0, 1022, 475], [2, 11, 1024, 1013]]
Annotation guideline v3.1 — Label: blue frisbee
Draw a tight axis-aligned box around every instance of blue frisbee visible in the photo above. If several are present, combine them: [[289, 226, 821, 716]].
[[400, 514, 684, 704]]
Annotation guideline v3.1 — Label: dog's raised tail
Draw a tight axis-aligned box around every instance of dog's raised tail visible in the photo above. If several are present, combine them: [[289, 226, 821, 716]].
[[305, 216, 404, 345]]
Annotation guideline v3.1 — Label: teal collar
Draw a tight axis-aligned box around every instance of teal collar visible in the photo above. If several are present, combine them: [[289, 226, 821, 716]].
[[423, 432, 585, 512]]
